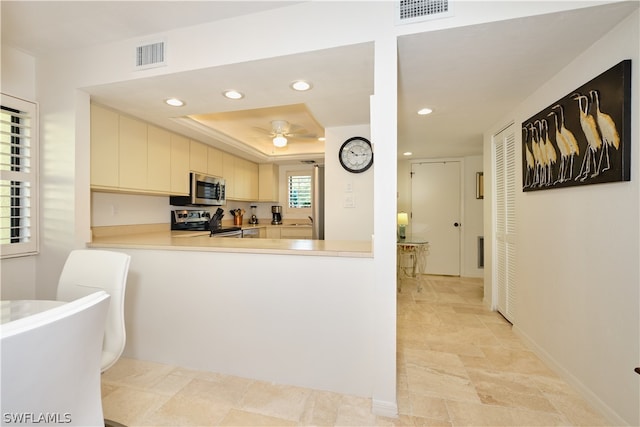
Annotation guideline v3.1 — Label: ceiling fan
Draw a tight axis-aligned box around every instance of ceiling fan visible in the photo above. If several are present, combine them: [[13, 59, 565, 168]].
[[255, 120, 318, 147]]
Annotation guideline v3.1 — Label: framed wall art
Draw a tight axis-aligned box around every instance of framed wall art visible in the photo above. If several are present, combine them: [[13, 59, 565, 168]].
[[522, 59, 631, 192]]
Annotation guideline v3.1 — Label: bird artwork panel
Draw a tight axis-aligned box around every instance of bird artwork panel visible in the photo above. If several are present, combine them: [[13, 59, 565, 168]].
[[522, 59, 631, 192]]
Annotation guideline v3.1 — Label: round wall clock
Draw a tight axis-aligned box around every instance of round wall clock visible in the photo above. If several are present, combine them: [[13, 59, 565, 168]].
[[338, 136, 373, 173]]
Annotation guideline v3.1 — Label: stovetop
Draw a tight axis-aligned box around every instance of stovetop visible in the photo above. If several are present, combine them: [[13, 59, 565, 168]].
[[171, 209, 240, 234], [171, 221, 240, 233]]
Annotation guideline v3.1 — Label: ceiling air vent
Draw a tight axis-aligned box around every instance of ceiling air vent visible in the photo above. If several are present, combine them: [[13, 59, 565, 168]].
[[135, 40, 166, 70], [396, 0, 454, 25]]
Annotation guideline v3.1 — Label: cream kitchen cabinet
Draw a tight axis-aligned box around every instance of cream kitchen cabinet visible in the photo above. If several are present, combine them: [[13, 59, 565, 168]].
[[280, 227, 313, 239], [233, 157, 258, 201], [90, 104, 119, 189], [147, 125, 171, 193], [91, 105, 189, 195], [170, 133, 190, 195], [119, 115, 147, 190], [221, 154, 258, 201], [207, 146, 223, 177], [190, 140, 208, 174], [222, 152, 236, 199], [258, 163, 279, 202], [90, 105, 259, 198], [265, 228, 280, 239], [190, 140, 224, 178], [265, 226, 312, 239]]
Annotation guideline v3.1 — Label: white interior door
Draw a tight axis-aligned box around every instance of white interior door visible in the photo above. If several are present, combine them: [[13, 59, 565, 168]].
[[411, 161, 461, 276]]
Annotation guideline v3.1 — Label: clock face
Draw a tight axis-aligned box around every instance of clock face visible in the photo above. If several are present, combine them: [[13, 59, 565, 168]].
[[339, 137, 373, 173]]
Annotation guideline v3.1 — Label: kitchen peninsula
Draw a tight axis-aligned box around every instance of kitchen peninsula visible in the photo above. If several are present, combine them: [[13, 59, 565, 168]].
[[87, 223, 376, 400]]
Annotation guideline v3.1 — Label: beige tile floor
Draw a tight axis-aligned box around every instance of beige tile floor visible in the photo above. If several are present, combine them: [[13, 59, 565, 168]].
[[102, 275, 609, 426]]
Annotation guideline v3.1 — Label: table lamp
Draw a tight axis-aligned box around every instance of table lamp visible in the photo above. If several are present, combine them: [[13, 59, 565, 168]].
[[397, 212, 409, 239]]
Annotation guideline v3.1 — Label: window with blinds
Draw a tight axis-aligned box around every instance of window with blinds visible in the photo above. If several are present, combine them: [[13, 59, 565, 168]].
[[1, 94, 38, 258], [287, 171, 312, 211]]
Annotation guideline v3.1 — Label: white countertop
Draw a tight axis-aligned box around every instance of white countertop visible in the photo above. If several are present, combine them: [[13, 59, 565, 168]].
[[89, 230, 372, 258]]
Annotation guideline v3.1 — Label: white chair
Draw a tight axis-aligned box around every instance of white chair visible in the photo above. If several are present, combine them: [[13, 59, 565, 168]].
[[1, 291, 111, 427], [56, 249, 131, 372]]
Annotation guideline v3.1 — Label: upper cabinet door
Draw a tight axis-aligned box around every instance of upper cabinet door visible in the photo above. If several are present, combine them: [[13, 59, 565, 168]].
[[170, 133, 190, 195], [147, 125, 171, 193], [207, 146, 223, 177], [90, 105, 119, 189], [119, 116, 148, 190], [190, 140, 207, 174], [258, 163, 279, 202]]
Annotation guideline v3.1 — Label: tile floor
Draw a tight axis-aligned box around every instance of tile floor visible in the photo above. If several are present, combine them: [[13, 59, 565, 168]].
[[101, 275, 609, 426]]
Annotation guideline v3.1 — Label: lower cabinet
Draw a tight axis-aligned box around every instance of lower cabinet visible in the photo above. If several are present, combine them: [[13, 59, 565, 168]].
[[266, 228, 280, 239], [280, 227, 313, 239]]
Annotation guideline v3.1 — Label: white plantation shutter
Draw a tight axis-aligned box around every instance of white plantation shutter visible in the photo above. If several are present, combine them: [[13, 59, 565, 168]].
[[287, 171, 312, 210], [1, 94, 38, 258], [493, 125, 516, 322]]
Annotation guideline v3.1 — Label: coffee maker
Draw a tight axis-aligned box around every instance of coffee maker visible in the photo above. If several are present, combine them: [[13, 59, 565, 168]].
[[271, 205, 282, 225]]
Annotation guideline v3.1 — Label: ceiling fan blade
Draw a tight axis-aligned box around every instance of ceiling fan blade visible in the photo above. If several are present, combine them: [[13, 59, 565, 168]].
[[252, 126, 274, 136], [287, 133, 318, 139], [288, 124, 307, 134]]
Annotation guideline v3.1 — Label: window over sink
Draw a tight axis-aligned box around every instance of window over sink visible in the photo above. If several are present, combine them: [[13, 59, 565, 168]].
[[286, 170, 312, 214]]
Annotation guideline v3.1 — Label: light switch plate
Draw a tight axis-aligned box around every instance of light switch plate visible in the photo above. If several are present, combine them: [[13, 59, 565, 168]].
[[344, 195, 355, 208]]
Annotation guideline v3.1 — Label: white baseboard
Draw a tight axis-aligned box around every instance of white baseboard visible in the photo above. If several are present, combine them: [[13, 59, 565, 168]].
[[372, 399, 398, 418], [512, 325, 628, 426]]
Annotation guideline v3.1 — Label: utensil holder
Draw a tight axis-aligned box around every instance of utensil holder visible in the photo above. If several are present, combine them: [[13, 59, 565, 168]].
[[234, 215, 243, 226]]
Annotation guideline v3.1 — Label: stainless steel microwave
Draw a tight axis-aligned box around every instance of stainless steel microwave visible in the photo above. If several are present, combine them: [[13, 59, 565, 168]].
[[169, 172, 226, 206]]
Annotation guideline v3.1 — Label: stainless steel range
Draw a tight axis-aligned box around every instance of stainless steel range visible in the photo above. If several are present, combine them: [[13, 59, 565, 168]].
[[171, 209, 242, 237]]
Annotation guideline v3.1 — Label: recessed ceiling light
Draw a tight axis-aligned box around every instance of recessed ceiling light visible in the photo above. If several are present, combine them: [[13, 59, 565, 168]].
[[291, 80, 312, 91], [318, 137, 326, 142], [417, 108, 433, 115], [165, 98, 185, 107], [403, 152, 413, 156], [223, 90, 244, 100]]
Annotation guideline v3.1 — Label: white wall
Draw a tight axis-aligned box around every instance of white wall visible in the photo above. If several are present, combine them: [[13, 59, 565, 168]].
[[397, 155, 484, 278], [110, 248, 376, 397], [1, 47, 38, 299], [325, 125, 374, 241], [483, 10, 639, 426], [92, 193, 170, 227]]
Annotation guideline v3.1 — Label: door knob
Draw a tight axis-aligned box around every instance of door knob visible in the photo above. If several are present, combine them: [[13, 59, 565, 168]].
[[454, 222, 460, 227]]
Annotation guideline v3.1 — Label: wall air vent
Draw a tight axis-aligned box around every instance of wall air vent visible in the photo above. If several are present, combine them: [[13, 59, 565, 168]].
[[396, 0, 454, 25], [135, 40, 166, 70]]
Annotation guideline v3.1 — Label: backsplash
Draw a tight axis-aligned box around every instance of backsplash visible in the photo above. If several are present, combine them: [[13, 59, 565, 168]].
[[92, 192, 311, 227]]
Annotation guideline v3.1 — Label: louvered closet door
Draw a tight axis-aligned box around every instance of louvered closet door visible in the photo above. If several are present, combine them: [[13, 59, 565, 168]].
[[493, 125, 517, 323]]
